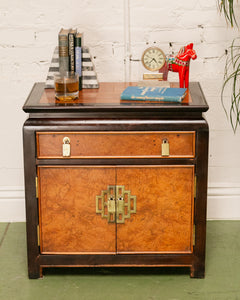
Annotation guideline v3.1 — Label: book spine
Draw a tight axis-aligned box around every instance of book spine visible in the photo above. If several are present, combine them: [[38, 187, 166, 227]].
[[120, 94, 182, 102], [58, 29, 69, 74], [68, 31, 76, 73], [75, 34, 82, 90]]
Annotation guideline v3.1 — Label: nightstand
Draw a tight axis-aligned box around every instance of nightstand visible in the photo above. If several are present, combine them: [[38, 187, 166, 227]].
[[23, 82, 208, 278]]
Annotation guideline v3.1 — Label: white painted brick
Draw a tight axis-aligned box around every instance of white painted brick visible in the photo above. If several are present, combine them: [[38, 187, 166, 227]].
[[209, 166, 240, 185], [209, 130, 240, 167], [196, 42, 226, 59], [204, 27, 239, 43], [177, 10, 224, 28], [130, 0, 199, 11], [131, 8, 177, 30], [85, 28, 124, 45], [205, 97, 232, 131], [0, 29, 36, 47], [198, 0, 219, 10], [33, 31, 58, 47], [130, 28, 202, 47]]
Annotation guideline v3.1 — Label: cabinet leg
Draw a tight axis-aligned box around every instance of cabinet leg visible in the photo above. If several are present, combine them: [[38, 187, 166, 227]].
[[28, 265, 42, 279], [190, 264, 205, 278]]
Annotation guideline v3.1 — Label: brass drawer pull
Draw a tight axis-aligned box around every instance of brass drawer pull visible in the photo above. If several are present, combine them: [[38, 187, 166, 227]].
[[62, 137, 71, 157], [161, 138, 169, 156]]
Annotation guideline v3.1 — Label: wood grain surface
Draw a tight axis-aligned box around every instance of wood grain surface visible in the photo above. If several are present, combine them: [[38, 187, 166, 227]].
[[39, 82, 192, 105], [116, 166, 194, 253], [38, 166, 116, 254], [37, 131, 195, 159], [38, 165, 194, 255]]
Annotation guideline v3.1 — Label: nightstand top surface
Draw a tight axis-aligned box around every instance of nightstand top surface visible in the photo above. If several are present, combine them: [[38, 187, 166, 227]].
[[23, 82, 208, 114]]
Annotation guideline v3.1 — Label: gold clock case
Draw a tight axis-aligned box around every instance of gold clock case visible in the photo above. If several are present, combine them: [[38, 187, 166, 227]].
[[141, 46, 166, 72]]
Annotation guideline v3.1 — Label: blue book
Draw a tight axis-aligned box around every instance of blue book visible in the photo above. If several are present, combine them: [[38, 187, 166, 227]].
[[120, 86, 187, 102], [75, 33, 83, 90]]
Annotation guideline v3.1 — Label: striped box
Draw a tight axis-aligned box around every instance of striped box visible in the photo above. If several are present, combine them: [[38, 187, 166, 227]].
[[45, 46, 99, 89]]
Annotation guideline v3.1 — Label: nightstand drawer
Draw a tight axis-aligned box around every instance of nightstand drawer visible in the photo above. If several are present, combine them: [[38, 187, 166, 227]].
[[36, 131, 195, 159]]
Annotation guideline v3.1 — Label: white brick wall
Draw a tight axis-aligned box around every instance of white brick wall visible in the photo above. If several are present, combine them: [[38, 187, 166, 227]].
[[1, 0, 240, 220]]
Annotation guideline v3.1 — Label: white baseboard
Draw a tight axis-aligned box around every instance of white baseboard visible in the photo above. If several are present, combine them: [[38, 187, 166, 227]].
[[0, 184, 240, 222], [207, 183, 240, 220], [0, 186, 25, 222]]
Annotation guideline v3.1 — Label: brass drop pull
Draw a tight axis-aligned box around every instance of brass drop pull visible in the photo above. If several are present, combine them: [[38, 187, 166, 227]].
[[96, 185, 136, 224], [161, 138, 169, 156], [107, 195, 116, 223], [62, 137, 71, 157]]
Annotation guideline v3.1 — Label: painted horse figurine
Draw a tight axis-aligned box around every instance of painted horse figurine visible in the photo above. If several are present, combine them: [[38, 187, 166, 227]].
[[167, 43, 197, 88]]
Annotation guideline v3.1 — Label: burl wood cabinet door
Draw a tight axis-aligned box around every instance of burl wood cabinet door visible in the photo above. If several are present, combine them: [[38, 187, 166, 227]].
[[38, 166, 116, 254], [116, 166, 195, 254]]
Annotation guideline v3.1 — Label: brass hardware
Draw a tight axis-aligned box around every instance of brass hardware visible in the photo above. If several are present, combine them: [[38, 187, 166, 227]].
[[96, 185, 136, 224], [143, 73, 163, 80], [193, 224, 196, 247], [161, 138, 169, 156], [96, 185, 116, 223], [116, 185, 137, 224], [37, 225, 40, 247], [107, 195, 116, 223], [108, 196, 116, 213], [62, 137, 71, 157], [35, 177, 38, 198]]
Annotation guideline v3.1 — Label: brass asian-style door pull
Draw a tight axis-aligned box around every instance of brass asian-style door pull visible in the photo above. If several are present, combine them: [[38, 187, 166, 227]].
[[96, 185, 116, 223], [116, 185, 136, 224], [96, 185, 136, 224]]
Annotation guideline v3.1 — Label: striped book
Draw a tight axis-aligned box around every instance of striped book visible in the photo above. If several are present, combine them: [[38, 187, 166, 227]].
[[45, 46, 99, 89]]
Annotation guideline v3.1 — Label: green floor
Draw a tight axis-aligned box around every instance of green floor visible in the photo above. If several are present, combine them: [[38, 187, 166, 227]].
[[0, 221, 240, 300]]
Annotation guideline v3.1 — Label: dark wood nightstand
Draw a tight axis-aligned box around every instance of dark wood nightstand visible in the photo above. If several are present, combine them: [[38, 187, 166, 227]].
[[23, 82, 209, 278]]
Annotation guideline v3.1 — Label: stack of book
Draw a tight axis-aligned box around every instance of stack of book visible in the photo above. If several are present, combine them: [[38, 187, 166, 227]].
[[58, 28, 83, 90]]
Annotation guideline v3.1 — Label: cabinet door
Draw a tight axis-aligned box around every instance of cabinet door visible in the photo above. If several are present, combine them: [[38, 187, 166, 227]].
[[116, 166, 194, 254], [38, 166, 116, 254]]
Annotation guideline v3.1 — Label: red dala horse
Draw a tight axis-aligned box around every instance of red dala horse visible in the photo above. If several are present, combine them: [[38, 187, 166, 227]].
[[167, 43, 197, 88]]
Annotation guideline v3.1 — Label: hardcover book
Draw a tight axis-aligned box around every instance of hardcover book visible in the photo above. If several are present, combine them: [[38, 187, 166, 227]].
[[58, 28, 70, 74], [75, 32, 83, 90], [120, 86, 187, 102], [68, 29, 77, 72]]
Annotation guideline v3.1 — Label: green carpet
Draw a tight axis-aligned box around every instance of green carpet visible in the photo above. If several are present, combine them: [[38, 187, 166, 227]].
[[0, 221, 240, 300]]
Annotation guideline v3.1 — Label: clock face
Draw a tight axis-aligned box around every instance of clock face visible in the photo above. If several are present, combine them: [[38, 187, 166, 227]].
[[141, 47, 166, 71]]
